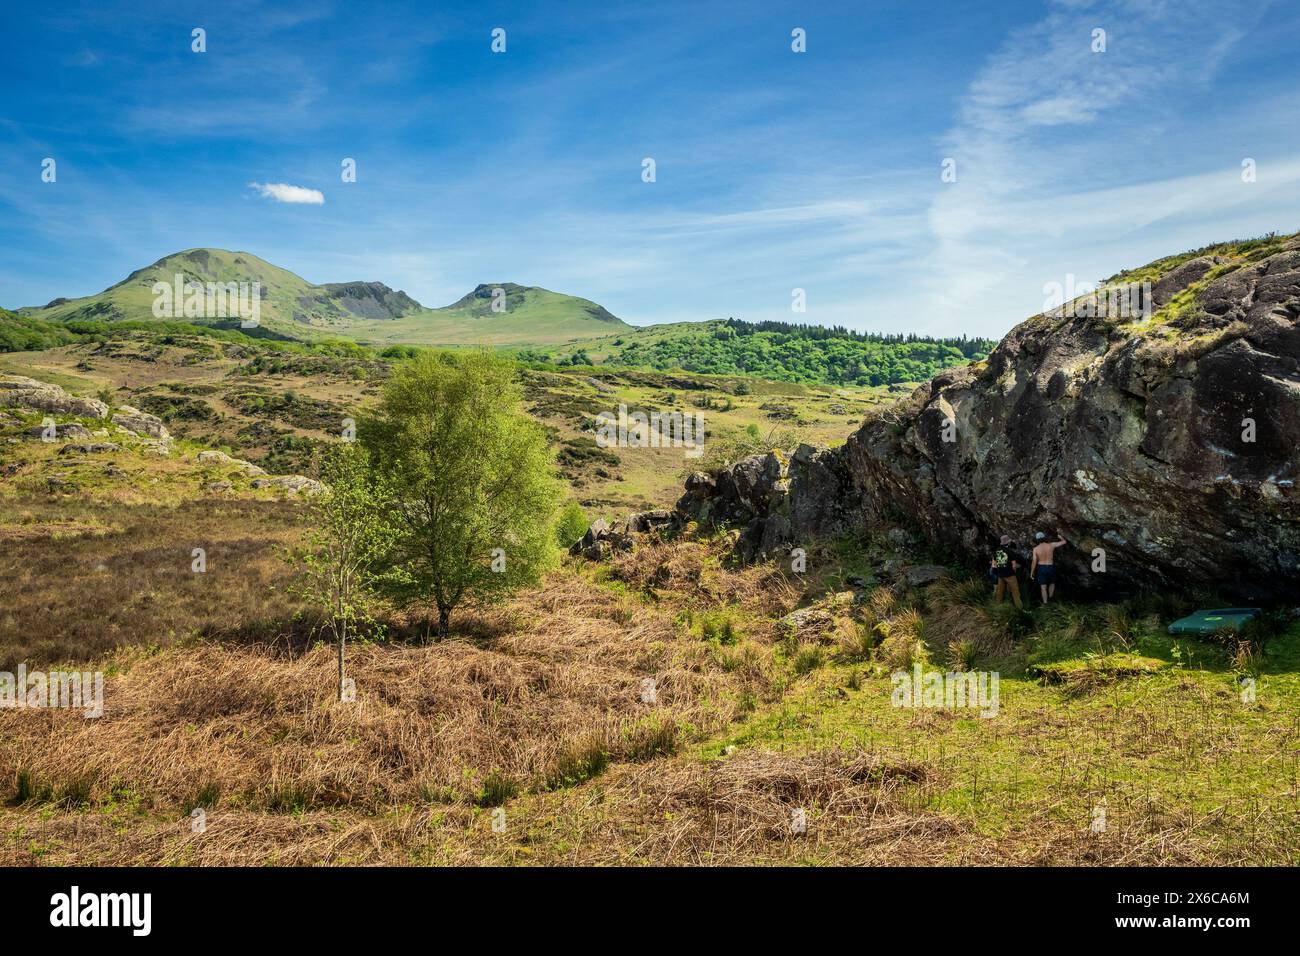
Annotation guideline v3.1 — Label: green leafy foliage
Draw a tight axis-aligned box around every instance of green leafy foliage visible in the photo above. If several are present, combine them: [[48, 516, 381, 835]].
[[362, 350, 564, 635], [0, 310, 79, 351], [287, 443, 401, 699], [608, 319, 993, 386], [553, 500, 590, 548]]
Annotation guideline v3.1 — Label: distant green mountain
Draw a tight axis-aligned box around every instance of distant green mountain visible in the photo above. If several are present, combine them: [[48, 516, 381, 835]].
[[6, 248, 986, 386], [18, 248, 422, 337], [16, 248, 630, 347], [344, 282, 629, 347]]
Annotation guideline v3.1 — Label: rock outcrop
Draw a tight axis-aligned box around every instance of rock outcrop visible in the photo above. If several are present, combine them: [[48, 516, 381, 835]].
[[0, 376, 107, 418], [196, 450, 267, 475], [570, 510, 674, 560], [112, 406, 171, 441], [677, 236, 1300, 602], [675, 444, 860, 561], [251, 475, 323, 495]]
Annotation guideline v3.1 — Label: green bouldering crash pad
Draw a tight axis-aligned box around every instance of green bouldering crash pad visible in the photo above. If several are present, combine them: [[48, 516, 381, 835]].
[[1167, 608, 1261, 635]]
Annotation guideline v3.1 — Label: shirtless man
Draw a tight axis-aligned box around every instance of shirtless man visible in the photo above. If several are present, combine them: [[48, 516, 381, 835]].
[[1029, 532, 1068, 605]]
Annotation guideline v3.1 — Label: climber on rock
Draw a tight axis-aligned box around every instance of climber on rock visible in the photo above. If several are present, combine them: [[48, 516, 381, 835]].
[[1030, 532, 1068, 605]]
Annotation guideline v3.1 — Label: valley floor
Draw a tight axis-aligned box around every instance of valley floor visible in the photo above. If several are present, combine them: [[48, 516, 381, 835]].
[[1, 501, 1296, 865]]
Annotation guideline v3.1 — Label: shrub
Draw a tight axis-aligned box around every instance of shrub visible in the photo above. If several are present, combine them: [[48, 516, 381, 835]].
[[553, 500, 590, 548]]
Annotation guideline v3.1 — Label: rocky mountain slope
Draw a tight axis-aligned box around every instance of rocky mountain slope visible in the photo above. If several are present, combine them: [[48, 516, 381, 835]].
[[677, 233, 1300, 601]]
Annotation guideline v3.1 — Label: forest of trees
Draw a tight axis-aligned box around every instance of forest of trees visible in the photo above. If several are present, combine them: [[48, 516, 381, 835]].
[[610, 320, 995, 387], [722, 318, 994, 357], [0, 310, 80, 351]]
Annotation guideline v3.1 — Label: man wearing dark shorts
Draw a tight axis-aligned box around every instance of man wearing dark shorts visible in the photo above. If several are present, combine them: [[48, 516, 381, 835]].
[[1030, 532, 1068, 605], [990, 534, 1023, 608]]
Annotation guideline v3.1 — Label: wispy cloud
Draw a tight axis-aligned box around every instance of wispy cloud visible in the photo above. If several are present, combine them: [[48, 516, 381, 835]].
[[917, 0, 1291, 334], [4, 1, 1298, 335], [250, 182, 325, 205]]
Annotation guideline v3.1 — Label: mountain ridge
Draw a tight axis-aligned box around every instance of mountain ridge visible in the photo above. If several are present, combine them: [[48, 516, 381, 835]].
[[16, 248, 631, 346]]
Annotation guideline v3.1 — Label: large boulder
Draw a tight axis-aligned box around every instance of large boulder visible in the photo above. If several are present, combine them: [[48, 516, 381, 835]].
[[197, 450, 266, 475], [251, 475, 323, 495], [0, 376, 107, 418], [675, 445, 860, 561], [112, 406, 170, 441], [678, 236, 1300, 602]]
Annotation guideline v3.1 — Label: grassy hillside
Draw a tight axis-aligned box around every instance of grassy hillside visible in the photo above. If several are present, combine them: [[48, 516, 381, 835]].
[[15, 250, 633, 347], [17, 249, 385, 337], [345, 283, 630, 347], [0, 327, 891, 512]]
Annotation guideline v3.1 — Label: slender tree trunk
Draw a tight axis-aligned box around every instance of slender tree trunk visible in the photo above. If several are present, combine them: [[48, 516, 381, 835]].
[[337, 617, 347, 701], [437, 606, 451, 639]]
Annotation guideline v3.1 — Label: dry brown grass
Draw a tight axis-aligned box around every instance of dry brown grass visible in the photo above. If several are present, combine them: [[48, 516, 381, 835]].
[[2, 492, 1292, 867], [583, 749, 958, 864], [0, 499, 304, 667], [608, 535, 802, 623], [0, 572, 766, 815], [8, 743, 1269, 865], [0, 748, 975, 866]]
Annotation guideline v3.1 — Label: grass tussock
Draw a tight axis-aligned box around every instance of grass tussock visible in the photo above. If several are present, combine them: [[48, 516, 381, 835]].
[[571, 749, 952, 865], [920, 576, 1028, 664]]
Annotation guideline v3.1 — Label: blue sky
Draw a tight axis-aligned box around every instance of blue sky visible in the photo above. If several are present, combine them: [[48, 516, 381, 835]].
[[1, 0, 1298, 338]]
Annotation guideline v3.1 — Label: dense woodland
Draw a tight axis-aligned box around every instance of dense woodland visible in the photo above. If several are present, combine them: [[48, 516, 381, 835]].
[[609, 320, 994, 386]]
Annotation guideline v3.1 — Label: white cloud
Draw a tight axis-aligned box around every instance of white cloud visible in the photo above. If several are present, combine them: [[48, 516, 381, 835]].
[[249, 182, 325, 205]]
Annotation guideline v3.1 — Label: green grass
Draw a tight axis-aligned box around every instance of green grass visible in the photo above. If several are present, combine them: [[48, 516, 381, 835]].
[[697, 606, 1300, 857]]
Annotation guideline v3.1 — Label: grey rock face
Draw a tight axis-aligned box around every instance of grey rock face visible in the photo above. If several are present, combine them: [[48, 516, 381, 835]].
[[903, 565, 949, 588], [677, 237, 1300, 602], [674, 445, 860, 562]]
